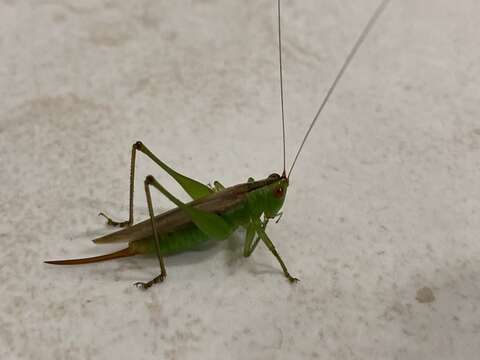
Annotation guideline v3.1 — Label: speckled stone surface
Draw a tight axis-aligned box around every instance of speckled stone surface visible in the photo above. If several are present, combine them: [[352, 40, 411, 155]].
[[1, 1, 479, 359]]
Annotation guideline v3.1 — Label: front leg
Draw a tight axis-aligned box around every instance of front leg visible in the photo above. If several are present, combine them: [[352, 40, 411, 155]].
[[253, 221, 299, 283]]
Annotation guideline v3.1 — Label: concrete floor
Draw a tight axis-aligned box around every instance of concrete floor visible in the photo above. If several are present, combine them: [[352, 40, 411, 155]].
[[1, 0, 479, 359]]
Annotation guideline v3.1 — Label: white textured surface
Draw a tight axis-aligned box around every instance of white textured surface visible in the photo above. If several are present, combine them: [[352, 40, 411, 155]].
[[1, 1, 480, 359]]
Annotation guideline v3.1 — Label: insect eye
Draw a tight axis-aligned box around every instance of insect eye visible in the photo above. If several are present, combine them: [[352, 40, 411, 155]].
[[273, 186, 284, 198]]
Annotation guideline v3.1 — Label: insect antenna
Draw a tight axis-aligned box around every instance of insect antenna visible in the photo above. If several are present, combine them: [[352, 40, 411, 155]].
[[277, 0, 287, 176], [287, 0, 391, 179]]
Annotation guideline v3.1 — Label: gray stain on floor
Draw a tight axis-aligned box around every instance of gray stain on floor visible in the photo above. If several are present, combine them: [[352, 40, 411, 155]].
[[415, 286, 435, 304]]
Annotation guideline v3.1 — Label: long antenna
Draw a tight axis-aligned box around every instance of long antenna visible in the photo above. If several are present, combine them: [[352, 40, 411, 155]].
[[287, 0, 391, 178], [277, 0, 287, 175]]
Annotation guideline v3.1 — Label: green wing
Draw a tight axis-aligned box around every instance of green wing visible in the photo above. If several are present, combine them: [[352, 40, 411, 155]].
[[148, 176, 234, 241], [182, 206, 233, 240]]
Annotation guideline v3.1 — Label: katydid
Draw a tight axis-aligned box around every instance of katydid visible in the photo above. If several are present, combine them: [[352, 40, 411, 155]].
[[45, 0, 391, 289]]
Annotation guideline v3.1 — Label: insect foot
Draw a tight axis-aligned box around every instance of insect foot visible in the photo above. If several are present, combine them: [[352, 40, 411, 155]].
[[287, 275, 300, 283], [134, 273, 166, 290]]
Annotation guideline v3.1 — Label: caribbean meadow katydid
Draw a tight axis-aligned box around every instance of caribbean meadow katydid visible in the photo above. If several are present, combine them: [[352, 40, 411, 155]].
[[45, 0, 391, 289]]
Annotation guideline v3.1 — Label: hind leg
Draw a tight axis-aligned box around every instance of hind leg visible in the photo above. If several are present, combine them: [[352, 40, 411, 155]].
[[134, 175, 167, 289], [100, 141, 213, 228]]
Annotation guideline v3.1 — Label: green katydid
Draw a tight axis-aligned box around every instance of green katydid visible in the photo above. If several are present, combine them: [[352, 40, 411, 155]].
[[45, 0, 391, 289]]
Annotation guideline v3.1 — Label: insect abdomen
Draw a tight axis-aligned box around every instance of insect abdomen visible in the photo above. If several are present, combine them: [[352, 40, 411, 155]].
[[130, 203, 251, 256], [130, 224, 220, 256]]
